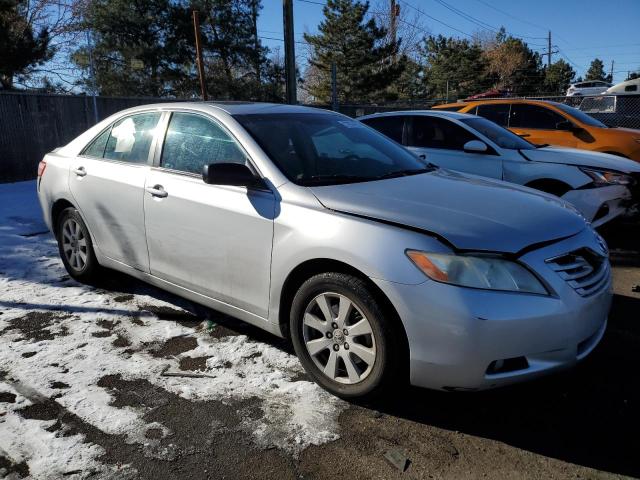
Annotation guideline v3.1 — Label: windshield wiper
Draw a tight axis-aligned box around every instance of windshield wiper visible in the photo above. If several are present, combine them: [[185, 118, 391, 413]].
[[301, 174, 371, 185], [374, 166, 436, 180]]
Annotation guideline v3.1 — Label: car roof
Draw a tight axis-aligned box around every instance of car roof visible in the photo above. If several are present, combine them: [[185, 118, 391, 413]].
[[358, 110, 476, 120], [111, 101, 332, 117], [433, 99, 566, 109]]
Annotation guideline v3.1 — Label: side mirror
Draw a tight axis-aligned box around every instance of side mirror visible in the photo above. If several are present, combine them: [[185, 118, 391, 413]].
[[463, 140, 488, 153], [556, 120, 579, 132], [202, 163, 267, 190]]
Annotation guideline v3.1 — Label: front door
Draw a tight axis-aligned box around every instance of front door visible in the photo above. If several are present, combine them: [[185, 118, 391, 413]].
[[508, 103, 577, 148], [68, 112, 162, 271], [406, 115, 503, 179], [143, 112, 275, 318]]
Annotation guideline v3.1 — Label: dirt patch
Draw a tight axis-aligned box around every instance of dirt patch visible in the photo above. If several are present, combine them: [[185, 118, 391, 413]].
[[17, 402, 61, 421], [95, 374, 297, 479], [96, 319, 119, 331], [113, 294, 134, 303], [150, 336, 198, 358], [0, 455, 29, 478], [0, 392, 17, 403], [51, 381, 70, 390], [144, 427, 164, 440], [112, 335, 131, 348], [21, 351, 37, 358], [178, 356, 210, 372], [91, 331, 112, 338], [2, 311, 71, 342]]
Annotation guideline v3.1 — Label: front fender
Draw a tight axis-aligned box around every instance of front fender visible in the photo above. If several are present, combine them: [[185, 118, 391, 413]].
[[268, 197, 449, 325], [503, 160, 591, 189]]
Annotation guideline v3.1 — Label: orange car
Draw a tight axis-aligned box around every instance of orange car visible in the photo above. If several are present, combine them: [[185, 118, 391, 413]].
[[433, 99, 640, 161]]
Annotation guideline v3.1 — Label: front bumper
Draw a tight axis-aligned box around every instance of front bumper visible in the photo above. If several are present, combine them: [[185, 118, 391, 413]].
[[374, 228, 612, 391], [562, 185, 630, 228]]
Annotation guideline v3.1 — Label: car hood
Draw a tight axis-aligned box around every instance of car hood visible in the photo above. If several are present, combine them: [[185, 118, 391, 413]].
[[309, 169, 586, 253], [520, 146, 640, 172]]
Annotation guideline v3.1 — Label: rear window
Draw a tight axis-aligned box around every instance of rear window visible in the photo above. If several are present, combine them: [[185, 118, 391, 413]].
[[360, 116, 404, 143]]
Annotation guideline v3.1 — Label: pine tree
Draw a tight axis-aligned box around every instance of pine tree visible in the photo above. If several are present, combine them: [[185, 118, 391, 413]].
[[543, 59, 575, 95], [419, 35, 487, 100], [0, 0, 52, 90], [304, 0, 406, 103], [72, 0, 185, 96], [585, 58, 608, 82]]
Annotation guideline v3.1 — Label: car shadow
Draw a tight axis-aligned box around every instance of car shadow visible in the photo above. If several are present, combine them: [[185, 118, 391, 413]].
[[365, 293, 640, 478]]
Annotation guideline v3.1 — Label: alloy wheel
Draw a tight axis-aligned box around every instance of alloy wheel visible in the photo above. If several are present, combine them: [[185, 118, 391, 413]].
[[61, 218, 88, 272], [302, 292, 377, 384]]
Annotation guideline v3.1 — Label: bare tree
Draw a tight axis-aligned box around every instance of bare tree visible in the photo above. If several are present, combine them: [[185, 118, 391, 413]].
[[13, 0, 84, 91], [371, 0, 428, 60]]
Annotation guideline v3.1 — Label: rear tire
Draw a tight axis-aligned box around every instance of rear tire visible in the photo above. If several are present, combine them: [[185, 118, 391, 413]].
[[290, 272, 401, 400], [56, 207, 101, 284]]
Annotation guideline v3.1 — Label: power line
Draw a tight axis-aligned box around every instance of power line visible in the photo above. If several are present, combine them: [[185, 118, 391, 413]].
[[430, 0, 547, 41], [561, 42, 640, 52]]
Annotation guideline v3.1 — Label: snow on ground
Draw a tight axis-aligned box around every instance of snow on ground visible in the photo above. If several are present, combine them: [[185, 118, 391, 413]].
[[0, 181, 345, 479]]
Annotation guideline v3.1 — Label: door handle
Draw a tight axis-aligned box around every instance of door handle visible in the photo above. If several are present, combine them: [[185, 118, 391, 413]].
[[73, 167, 87, 177], [146, 185, 168, 198], [418, 154, 427, 160]]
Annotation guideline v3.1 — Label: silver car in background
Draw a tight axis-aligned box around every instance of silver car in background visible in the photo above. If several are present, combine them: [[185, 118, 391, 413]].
[[359, 110, 640, 227], [37, 102, 611, 398]]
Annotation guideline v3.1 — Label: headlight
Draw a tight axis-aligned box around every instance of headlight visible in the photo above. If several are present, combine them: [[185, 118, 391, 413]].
[[406, 250, 548, 294], [580, 167, 633, 186]]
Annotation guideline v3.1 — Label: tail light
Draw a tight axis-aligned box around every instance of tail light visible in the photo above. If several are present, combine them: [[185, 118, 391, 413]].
[[37, 160, 47, 177]]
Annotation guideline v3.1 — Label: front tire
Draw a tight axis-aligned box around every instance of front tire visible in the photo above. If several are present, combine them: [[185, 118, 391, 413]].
[[290, 272, 401, 399], [57, 207, 101, 283]]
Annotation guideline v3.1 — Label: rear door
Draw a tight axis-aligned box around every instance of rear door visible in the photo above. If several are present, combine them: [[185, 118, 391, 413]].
[[508, 104, 577, 148], [69, 111, 161, 271], [143, 111, 275, 318], [405, 115, 502, 179]]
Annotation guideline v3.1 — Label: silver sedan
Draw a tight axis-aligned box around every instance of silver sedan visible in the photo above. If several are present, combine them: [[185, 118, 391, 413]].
[[37, 102, 611, 398]]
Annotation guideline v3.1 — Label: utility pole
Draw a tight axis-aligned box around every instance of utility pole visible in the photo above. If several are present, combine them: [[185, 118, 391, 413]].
[[283, 0, 297, 104], [86, 30, 99, 124], [609, 60, 614, 82], [192, 10, 208, 101], [389, 0, 399, 50], [544, 31, 558, 68], [331, 62, 338, 111]]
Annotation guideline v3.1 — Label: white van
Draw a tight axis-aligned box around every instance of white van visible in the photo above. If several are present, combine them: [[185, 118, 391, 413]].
[[604, 78, 640, 95]]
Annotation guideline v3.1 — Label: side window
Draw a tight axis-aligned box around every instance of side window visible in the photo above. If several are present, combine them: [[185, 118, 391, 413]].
[[625, 84, 637, 92], [408, 116, 476, 150], [361, 116, 404, 143], [476, 104, 510, 126], [509, 104, 565, 130], [82, 127, 111, 158], [103, 112, 161, 164], [161, 113, 246, 174]]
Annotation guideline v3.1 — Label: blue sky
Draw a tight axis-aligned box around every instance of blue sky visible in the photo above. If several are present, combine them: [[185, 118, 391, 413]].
[[257, 0, 640, 84]]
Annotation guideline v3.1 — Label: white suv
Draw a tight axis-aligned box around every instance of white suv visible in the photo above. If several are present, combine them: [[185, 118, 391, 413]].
[[567, 81, 612, 97]]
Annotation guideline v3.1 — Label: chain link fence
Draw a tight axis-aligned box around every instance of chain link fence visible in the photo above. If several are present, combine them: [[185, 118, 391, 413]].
[[1, 92, 640, 182]]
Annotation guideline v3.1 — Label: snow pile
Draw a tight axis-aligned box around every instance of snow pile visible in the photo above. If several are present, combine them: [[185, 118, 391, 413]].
[[0, 181, 345, 477]]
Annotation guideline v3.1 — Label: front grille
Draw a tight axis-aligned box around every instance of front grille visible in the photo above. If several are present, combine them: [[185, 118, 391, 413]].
[[545, 249, 610, 296]]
